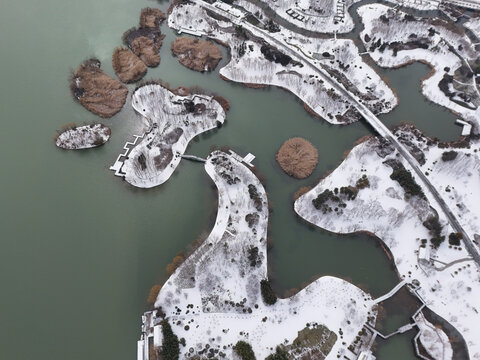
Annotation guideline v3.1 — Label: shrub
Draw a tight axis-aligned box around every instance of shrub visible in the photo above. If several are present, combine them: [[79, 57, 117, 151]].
[[248, 246, 259, 267], [166, 255, 184, 275], [147, 285, 162, 304], [356, 174, 370, 189], [92, 134, 105, 146], [339, 186, 357, 200], [245, 213, 259, 228], [266, 347, 289, 360], [161, 320, 180, 360], [312, 189, 345, 213], [264, 19, 280, 33], [233, 341, 256, 360], [423, 215, 444, 249], [442, 150, 458, 162], [248, 184, 263, 211], [448, 232, 462, 246], [260, 279, 277, 305], [234, 25, 249, 40], [260, 44, 292, 66]]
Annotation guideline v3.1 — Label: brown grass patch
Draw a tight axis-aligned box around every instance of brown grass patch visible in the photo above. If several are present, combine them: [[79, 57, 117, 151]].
[[276, 137, 318, 179]]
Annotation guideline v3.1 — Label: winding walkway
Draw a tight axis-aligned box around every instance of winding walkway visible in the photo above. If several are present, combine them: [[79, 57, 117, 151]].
[[192, 0, 480, 267], [373, 280, 407, 304]]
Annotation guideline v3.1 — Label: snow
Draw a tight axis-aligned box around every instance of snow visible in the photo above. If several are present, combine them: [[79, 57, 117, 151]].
[[55, 124, 110, 150], [168, 1, 396, 124], [117, 84, 226, 188], [140, 150, 376, 359], [384, 0, 441, 10], [414, 311, 453, 360], [253, 0, 362, 34], [465, 16, 480, 38], [358, 4, 480, 131], [295, 127, 480, 359]]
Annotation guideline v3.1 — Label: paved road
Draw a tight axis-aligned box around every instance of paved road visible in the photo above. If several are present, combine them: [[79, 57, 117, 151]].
[[192, 0, 480, 266]]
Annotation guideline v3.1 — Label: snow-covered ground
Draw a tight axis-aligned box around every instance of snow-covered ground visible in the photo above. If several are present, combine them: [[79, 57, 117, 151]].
[[141, 151, 376, 359], [414, 310, 453, 360], [359, 3, 480, 130], [385, 0, 441, 10], [295, 126, 480, 359], [117, 84, 225, 188], [255, 0, 361, 34], [55, 123, 110, 150], [465, 16, 480, 38], [168, 1, 396, 124]]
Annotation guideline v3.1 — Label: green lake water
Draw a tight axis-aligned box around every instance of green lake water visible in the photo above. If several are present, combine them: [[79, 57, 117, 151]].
[[0, 0, 462, 359]]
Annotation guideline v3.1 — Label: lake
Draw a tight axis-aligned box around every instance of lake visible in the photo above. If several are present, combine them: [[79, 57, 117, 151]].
[[0, 0, 461, 359]]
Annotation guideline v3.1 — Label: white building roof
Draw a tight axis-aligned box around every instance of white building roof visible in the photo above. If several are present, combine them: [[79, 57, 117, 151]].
[[153, 325, 163, 348], [137, 340, 145, 360], [358, 350, 376, 360], [419, 245, 431, 261]]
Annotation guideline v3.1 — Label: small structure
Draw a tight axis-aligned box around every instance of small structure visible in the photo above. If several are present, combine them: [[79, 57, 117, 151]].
[[228, 150, 256, 167], [418, 245, 431, 264], [153, 325, 163, 348], [358, 350, 376, 360], [455, 119, 472, 136], [243, 153, 256, 167], [137, 339, 146, 360]]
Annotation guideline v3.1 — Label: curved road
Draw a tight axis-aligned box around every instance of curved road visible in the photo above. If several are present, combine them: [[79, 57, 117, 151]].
[[192, 0, 480, 266]]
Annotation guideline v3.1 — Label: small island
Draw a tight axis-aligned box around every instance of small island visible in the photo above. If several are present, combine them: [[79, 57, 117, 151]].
[[111, 83, 227, 188], [276, 137, 318, 179], [171, 37, 223, 72], [112, 47, 148, 84], [55, 123, 111, 150]]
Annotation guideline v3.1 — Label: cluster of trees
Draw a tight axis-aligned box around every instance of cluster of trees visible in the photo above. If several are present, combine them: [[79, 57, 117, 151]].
[[264, 19, 280, 33], [312, 189, 340, 212], [449, 232, 462, 246], [248, 246, 260, 267], [356, 174, 370, 189], [265, 347, 289, 360], [237, 42, 247, 57], [235, 25, 249, 40], [339, 186, 357, 200], [233, 341, 256, 360], [245, 213, 260, 228], [312, 187, 360, 214], [260, 44, 292, 67], [248, 184, 263, 211], [260, 279, 277, 305], [423, 214, 444, 248], [161, 320, 180, 360], [389, 167, 425, 199], [442, 150, 458, 162]]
